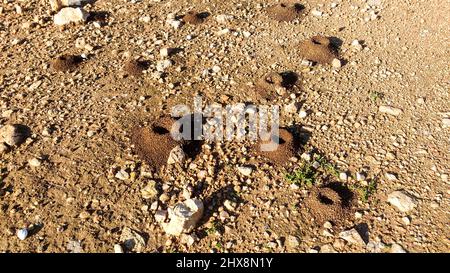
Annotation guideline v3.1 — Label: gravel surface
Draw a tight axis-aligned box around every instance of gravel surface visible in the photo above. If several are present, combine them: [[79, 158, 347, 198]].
[[0, 0, 449, 253]]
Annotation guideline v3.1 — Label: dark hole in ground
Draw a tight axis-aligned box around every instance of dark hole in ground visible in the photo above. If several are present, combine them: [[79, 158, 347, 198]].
[[318, 193, 334, 205], [152, 126, 169, 135]]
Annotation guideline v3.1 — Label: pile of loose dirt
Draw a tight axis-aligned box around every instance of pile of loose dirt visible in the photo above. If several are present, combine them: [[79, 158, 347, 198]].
[[298, 35, 338, 64], [50, 54, 83, 72], [131, 117, 180, 170], [256, 128, 299, 165], [182, 11, 207, 25], [266, 3, 304, 22], [305, 184, 354, 225], [254, 72, 298, 100], [123, 59, 148, 77]]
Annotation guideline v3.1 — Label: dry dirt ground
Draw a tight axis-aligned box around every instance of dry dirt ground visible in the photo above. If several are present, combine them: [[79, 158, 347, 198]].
[[0, 0, 449, 253]]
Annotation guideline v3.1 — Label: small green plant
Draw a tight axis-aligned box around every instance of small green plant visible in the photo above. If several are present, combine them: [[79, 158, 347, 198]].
[[215, 242, 223, 250], [360, 179, 377, 202], [285, 163, 317, 187], [370, 91, 384, 102], [349, 179, 377, 203], [316, 156, 340, 178], [207, 220, 222, 235]]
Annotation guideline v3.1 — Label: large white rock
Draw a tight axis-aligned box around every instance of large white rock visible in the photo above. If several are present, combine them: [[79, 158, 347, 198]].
[[390, 243, 407, 253], [119, 227, 146, 252], [339, 228, 366, 246], [167, 145, 186, 165], [379, 105, 403, 116], [387, 190, 417, 212], [0, 124, 30, 146], [237, 165, 253, 176], [54, 7, 88, 26], [161, 199, 204, 236]]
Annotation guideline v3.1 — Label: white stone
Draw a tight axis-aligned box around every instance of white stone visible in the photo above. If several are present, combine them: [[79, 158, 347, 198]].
[[301, 60, 313, 66], [286, 235, 300, 248], [379, 105, 403, 116], [216, 14, 233, 24], [115, 170, 129, 181], [0, 124, 29, 146], [387, 191, 417, 212], [332, 58, 342, 68], [154, 210, 167, 223], [217, 28, 230, 35], [224, 200, 235, 211], [351, 40, 363, 51], [402, 216, 411, 225], [311, 9, 323, 17], [366, 241, 386, 253], [150, 201, 159, 211], [113, 244, 124, 253], [300, 153, 312, 162], [28, 158, 42, 167], [339, 228, 366, 246], [442, 118, 450, 128], [356, 172, 366, 181], [156, 59, 172, 72], [284, 102, 299, 114], [167, 145, 186, 165], [75, 37, 86, 49], [368, 0, 382, 6], [390, 243, 407, 253], [385, 173, 397, 181], [0, 143, 9, 154], [17, 228, 28, 240], [54, 7, 88, 26], [237, 166, 253, 176], [299, 110, 308, 118], [166, 19, 181, 29], [323, 221, 333, 229], [212, 65, 221, 73], [119, 227, 146, 252], [243, 31, 252, 38], [180, 234, 197, 246], [339, 172, 348, 181], [161, 199, 204, 236], [141, 180, 158, 199], [160, 48, 170, 58]]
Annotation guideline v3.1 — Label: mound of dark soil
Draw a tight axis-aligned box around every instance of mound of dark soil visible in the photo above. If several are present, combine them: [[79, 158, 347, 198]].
[[305, 184, 354, 225], [131, 117, 179, 170], [255, 72, 298, 100], [182, 11, 207, 25], [123, 59, 148, 77], [298, 35, 338, 64], [256, 128, 299, 165], [51, 55, 83, 72], [267, 3, 304, 22]]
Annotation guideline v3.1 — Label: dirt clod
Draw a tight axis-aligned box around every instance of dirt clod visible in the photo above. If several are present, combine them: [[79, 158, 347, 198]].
[[267, 3, 304, 22], [50, 54, 83, 72], [298, 35, 338, 64], [305, 185, 354, 225], [123, 59, 148, 76], [131, 117, 179, 170], [182, 11, 206, 25], [257, 128, 299, 165], [255, 72, 298, 99]]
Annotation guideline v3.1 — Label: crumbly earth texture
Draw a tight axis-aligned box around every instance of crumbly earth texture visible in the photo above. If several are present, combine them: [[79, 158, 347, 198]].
[[0, 0, 449, 253]]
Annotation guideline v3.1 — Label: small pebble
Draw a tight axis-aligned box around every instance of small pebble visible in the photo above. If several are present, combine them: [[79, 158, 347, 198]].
[[17, 228, 28, 240], [114, 244, 124, 253]]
